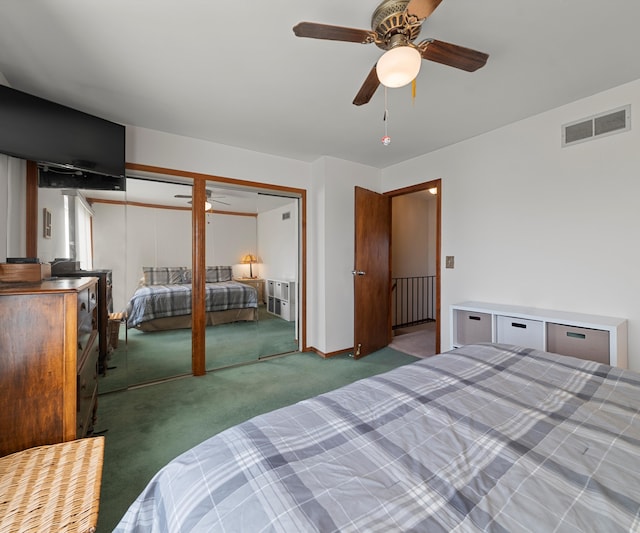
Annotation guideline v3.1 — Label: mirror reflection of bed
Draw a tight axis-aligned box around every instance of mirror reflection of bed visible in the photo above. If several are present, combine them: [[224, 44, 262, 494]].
[[25, 169, 301, 393], [123, 266, 261, 383], [96, 175, 301, 390]]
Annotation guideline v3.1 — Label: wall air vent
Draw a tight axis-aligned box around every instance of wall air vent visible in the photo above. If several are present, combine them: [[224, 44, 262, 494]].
[[562, 105, 630, 147]]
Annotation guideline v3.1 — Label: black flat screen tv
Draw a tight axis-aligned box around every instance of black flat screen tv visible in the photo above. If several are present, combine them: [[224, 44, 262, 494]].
[[38, 166, 125, 191], [0, 84, 125, 178]]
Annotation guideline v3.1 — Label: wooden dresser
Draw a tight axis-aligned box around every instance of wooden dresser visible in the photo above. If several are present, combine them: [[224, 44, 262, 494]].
[[0, 277, 99, 457]]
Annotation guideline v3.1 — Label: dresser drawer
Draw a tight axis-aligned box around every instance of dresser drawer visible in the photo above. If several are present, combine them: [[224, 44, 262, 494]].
[[547, 323, 610, 364], [77, 283, 98, 356], [77, 347, 98, 437], [496, 315, 544, 350]]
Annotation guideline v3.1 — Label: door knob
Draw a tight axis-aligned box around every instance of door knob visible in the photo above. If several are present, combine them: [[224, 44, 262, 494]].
[[351, 270, 366, 276]]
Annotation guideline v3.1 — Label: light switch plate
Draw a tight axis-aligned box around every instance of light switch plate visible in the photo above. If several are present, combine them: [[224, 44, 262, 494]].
[[445, 256, 455, 268]]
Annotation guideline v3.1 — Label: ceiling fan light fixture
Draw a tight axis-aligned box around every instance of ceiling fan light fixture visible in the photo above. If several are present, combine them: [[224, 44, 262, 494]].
[[376, 45, 421, 88], [204, 201, 212, 211]]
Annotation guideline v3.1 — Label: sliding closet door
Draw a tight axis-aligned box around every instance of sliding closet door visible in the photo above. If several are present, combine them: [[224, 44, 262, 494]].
[[53, 169, 304, 387], [202, 184, 303, 370], [123, 178, 193, 386], [255, 195, 300, 358], [204, 180, 259, 370]]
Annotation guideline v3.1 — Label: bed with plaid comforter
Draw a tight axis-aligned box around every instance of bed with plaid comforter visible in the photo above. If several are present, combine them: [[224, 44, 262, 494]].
[[115, 343, 640, 532], [126, 280, 258, 329]]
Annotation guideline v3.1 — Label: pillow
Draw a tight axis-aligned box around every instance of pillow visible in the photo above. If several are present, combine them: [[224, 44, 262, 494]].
[[142, 266, 190, 285], [205, 266, 232, 282]]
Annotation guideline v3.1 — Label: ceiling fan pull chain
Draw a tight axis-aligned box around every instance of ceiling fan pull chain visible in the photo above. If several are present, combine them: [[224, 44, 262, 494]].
[[382, 87, 391, 146], [412, 78, 417, 105]]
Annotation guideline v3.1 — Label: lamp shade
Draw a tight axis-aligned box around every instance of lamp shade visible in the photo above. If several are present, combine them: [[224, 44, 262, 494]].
[[241, 254, 257, 278], [376, 46, 422, 88]]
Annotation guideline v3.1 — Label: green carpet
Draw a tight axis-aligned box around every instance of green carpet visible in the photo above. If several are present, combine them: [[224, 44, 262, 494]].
[[96, 347, 418, 532], [99, 306, 297, 392]]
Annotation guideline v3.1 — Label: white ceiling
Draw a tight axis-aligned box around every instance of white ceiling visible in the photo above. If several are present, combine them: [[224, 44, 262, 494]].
[[1, 0, 640, 171]]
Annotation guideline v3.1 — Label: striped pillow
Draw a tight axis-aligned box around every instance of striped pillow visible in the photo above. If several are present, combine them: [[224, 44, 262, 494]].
[[142, 267, 190, 285], [205, 266, 232, 282]]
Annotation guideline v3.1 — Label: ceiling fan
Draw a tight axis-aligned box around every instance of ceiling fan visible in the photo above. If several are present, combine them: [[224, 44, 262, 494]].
[[293, 0, 488, 105], [174, 189, 230, 207]]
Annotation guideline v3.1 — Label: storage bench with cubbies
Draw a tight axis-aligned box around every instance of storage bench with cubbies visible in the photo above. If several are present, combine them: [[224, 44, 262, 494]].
[[450, 301, 627, 368]]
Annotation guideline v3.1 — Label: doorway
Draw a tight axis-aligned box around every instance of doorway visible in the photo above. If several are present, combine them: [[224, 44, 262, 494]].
[[387, 179, 441, 358]]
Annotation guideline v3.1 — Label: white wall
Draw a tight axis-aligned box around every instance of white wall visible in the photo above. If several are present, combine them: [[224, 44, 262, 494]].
[[310, 157, 382, 354], [257, 200, 298, 283], [208, 212, 258, 279], [126, 127, 311, 189], [308, 158, 326, 354], [382, 78, 640, 371]]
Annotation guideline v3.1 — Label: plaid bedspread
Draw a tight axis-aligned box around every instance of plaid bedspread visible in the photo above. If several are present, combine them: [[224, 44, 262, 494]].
[[114, 343, 640, 532], [126, 281, 257, 328]]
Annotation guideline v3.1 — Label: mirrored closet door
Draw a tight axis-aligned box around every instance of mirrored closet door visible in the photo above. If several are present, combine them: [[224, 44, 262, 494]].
[[89, 170, 303, 389], [253, 191, 300, 359], [119, 177, 194, 387], [203, 181, 301, 370], [203, 181, 259, 370]]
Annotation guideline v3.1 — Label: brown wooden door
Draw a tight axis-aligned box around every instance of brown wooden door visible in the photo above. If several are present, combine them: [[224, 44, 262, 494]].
[[353, 186, 391, 359]]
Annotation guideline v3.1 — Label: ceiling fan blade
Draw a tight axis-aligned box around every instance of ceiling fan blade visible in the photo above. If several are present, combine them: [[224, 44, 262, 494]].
[[293, 22, 375, 44], [406, 0, 444, 20], [174, 194, 193, 199], [212, 199, 231, 206], [353, 65, 381, 106], [421, 39, 489, 72]]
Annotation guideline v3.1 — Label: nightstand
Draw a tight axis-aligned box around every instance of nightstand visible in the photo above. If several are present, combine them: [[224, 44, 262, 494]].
[[234, 278, 265, 304]]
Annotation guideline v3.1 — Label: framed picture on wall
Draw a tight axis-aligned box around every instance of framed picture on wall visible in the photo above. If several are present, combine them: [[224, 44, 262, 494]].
[[43, 208, 52, 239]]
